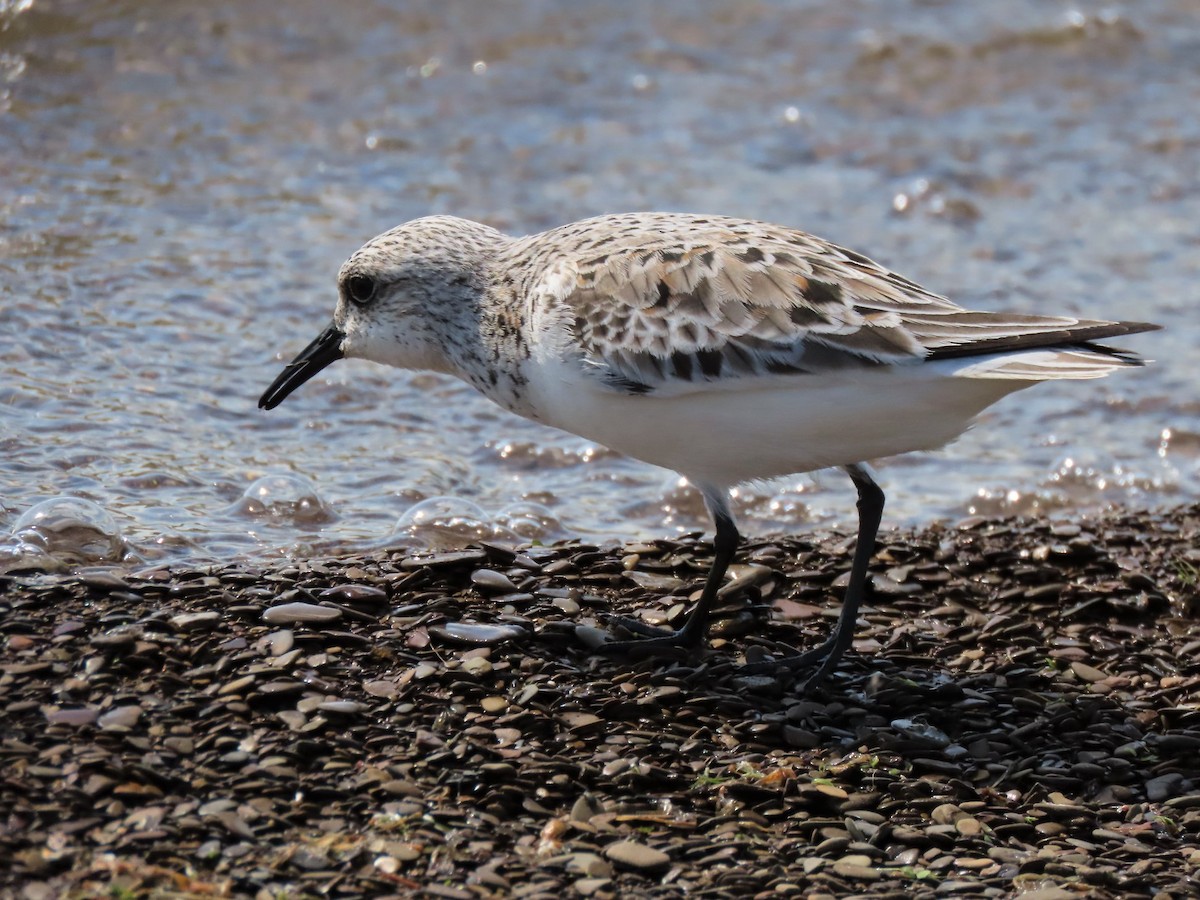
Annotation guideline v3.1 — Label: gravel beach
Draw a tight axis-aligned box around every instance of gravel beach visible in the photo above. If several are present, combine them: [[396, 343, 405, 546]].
[[3, 505, 1198, 899]]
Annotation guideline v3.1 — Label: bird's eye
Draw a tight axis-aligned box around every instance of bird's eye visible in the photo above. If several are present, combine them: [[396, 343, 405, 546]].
[[346, 273, 377, 305]]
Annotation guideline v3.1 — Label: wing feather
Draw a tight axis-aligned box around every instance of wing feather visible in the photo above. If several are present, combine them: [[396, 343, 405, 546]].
[[518, 214, 1155, 394]]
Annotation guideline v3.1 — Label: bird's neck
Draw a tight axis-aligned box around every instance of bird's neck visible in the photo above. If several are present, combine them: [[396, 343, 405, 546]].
[[435, 279, 539, 420]]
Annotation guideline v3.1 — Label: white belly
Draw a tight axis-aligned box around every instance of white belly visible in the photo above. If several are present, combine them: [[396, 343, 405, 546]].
[[524, 361, 1031, 487]]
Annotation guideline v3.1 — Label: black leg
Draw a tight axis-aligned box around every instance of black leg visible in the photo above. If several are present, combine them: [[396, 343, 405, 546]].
[[672, 505, 740, 645], [591, 485, 740, 656], [740, 463, 884, 689]]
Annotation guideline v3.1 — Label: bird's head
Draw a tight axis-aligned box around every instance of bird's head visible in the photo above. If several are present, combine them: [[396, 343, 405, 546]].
[[258, 216, 503, 410]]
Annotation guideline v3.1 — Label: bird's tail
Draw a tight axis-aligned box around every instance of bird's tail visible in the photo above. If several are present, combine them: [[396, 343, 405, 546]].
[[928, 318, 1158, 381]]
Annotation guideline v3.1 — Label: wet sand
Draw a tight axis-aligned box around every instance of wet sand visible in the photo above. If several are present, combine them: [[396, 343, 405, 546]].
[[2, 504, 1198, 898]]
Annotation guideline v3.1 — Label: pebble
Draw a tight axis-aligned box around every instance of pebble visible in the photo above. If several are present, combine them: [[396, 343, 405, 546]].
[[45, 707, 99, 727], [891, 718, 951, 748], [218, 675, 256, 695], [90, 627, 141, 648], [319, 583, 388, 605], [931, 803, 963, 825], [98, 706, 142, 730], [814, 783, 848, 800], [318, 700, 366, 714], [268, 630, 295, 655], [1070, 661, 1109, 683], [374, 855, 400, 874], [170, 611, 221, 631], [481, 696, 509, 713], [604, 840, 670, 872], [573, 625, 613, 650], [831, 859, 880, 880], [552, 597, 581, 616], [471, 569, 519, 592], [363, 680, 400, 700], [462, 656, 494, 676], [574, 878, 612, 897], [570, 795, 604, 823], [1145, 773, 1189, 802], [955, 817, 983, 837], [2, 508, 1197, 898], [624, 571, 685, 591], [563, 852, 611, 877], [429, 622, 527, 646], [262, 602, 342, 625], [164, 736, 194, 755], [399, 550, 486, 569]]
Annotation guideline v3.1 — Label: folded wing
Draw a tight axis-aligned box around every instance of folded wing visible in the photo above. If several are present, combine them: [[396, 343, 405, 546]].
[[529, 219, 1156, 393]]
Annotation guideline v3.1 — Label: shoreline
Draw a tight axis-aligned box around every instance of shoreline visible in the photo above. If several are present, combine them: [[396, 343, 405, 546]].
[[2, 503, 1198, 898]]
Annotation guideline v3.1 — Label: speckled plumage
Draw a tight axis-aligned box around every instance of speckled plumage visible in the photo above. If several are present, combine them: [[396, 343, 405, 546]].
[[260, 212, 1157, 685]]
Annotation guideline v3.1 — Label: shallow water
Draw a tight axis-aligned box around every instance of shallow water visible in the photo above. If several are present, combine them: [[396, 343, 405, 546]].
[[1, 0, 1196, 570]]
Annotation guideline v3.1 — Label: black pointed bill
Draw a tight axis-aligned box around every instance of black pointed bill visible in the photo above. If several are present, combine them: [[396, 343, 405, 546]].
[[258, 322, 346, 410]]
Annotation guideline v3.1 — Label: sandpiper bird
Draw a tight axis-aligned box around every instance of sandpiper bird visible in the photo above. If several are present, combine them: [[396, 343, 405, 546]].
[[259, 213, 1157, 688]]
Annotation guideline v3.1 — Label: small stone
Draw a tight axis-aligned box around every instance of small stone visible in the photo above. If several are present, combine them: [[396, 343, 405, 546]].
[[98, 706, 143, 730], [374, 855, 399, 875], [570, 794, 604, 823], [604, 840, 670, 872], [932, 803, 963, 825], [257, 679, 303, 696], [170, 611, 221, 632], [1145, 773, 1188, 802], [399, 550, 486, 569], [891, 718, 951, 748], [624, 571, 685, 591], [955, 817, 983, 836], [574, 625, 612, 650], [836, 854, 874, 867], [195, 840, 222, 861], [91, 627, 141, 648], [462, 656, 493, 676], [565, 852, 611, 877], [955, 857, 993, 870], [783, 726, 820, 748], [471, 569, 519, 592], [552, 597, 581, 616], [481, 696, 509, 713], [297, 696, 323, 713], [164, 736, 194, 755], [363, 680, 400, 699], [218, 675, 256, 695], [561, 712, 603, 731], [268, 630, 295, 655], [262, 602, 342, 625], [831, 860, 880, 881], [45, 707, 99, 727], [277, 710, 307, 730], [318, 700, 366, 714], [81, 572, 130, 591], [290, 845, 329, 870], [815, 783, 848, 800], [429, 622, 527, 646], [1071, 661, 1109, 683], [1014, 889, 1076, 900], [320, 583, 388, 605], [388, 842, 423, 861]]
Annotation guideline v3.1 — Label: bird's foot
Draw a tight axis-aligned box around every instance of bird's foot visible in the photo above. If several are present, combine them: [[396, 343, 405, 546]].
[[575, 614, 705, 659], [737, 637, 843, 692]]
